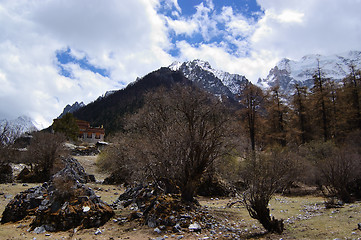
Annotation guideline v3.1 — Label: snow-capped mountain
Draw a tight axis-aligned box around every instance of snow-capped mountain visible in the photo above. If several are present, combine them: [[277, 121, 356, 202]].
[[58, 101, 85, 118], [0, 116, 37, 143], [169, 59, 249, 101], [258, 51, 361, 93]]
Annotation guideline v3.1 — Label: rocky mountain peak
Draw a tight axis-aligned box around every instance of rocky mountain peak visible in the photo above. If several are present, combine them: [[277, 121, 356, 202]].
[[169, 59, 249, 100], [258, 50, 361, 94], [58, 101, 85, 119]]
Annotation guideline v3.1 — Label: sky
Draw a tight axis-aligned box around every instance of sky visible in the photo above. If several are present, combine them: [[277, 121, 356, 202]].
[[1, 0, 361, 128]]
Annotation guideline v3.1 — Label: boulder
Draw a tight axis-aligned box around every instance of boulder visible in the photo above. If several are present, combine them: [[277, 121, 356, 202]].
[[16, 167, 31, 181], [1, 157, 114, 231]]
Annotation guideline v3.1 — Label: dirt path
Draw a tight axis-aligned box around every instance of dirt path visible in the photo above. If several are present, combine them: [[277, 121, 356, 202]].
[[74, 155, 109, 182]]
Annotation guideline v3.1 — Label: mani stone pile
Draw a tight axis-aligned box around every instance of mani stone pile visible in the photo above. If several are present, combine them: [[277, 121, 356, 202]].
[[112, 183, 216, 233], [0, 157, 114, 231]]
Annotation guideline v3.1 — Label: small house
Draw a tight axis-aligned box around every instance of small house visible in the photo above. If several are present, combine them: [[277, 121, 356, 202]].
[[76, 120, 105, 143]]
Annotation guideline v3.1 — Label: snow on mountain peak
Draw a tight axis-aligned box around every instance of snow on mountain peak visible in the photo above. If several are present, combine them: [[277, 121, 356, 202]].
[[168, 59, 249, 99], [169, 61, 182, 71], [0, 115, 37, 143], [258, 50, 361, 93]]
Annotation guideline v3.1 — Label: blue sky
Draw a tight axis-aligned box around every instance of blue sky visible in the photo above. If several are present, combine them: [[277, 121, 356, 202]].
[[1, 0, 361, 127]]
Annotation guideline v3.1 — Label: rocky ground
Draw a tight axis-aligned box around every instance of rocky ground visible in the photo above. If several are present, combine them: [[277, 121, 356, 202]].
[[1, 155, 361, 239]]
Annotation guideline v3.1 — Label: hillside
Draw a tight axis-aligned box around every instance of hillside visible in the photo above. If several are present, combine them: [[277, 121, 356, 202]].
[[73, 67, 189, 135], [72, 60, 250, 136]]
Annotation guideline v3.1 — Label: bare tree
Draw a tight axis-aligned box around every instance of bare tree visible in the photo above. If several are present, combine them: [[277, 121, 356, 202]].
[[101, 84, 237, 202], [291, 83, 311, 144], [0, 122, 15, 182], [264, 86, 289, 147], [26, 132, 67, 182], [241, 148, 298, 233], [302, 139, 361, 204], [239, 82, 264, 151], [0, 121, 23, 146], [311, 60, 331, 141]]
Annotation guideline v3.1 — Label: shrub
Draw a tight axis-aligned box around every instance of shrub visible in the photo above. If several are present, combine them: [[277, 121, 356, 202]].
[[241, 148, 298, 234], [25, 132, 68, 182]]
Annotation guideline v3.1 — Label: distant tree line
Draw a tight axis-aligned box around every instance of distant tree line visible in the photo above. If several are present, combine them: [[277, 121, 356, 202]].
[[240, 63, 361, 149]]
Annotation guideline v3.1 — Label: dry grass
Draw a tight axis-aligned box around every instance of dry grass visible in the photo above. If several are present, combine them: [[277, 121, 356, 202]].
[[1, 155, 361, 239]]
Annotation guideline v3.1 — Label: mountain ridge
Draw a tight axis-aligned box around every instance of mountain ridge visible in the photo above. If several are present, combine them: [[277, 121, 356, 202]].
[[169, 59, 249, 100], [258, 50, 361, 93], [0, 116, 37, 143]]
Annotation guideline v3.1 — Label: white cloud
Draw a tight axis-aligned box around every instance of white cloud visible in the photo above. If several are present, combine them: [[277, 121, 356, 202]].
[[165, 0, 220, 41], [277, 10, 304, 23], [0, 0, 173, 127], [219, 6, 254, 37], [252, 0, 361, 59]]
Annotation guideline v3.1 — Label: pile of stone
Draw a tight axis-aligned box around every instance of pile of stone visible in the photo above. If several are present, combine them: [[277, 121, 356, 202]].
[[53, 156, 96, 183], [71, 146, 100, 156], [16, 156, 95, 183], [112, 183, 217, 234], [1, 157, 114, 231]]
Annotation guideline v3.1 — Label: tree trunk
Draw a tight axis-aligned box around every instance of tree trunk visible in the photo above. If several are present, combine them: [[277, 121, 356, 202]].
[[251, 202, 284, 234], [181, 180, 197, 203]]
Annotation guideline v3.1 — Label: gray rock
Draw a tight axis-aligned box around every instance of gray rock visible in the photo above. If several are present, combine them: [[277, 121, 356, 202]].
[[154, 227, 162, 234], [33, 226, 46, 234], [44, 224, 56, 232], [94, 228, 102, 235], [188, 222, 201, 232], [153, 237, 165, 240], [173, 223, 181, 233], [148, 217, 157, 228], [4, 194, 13, 199]]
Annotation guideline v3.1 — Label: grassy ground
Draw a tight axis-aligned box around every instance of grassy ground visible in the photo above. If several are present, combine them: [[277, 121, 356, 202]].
[[1, 155, 361, 239]]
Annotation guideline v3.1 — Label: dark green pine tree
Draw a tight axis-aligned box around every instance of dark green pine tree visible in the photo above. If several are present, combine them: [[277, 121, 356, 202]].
[[52, 113, 79, 141]]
